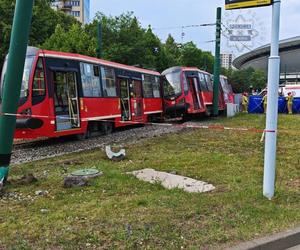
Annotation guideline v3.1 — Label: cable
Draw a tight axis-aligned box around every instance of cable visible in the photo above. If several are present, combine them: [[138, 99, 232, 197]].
[[152, 23, 216, 31]]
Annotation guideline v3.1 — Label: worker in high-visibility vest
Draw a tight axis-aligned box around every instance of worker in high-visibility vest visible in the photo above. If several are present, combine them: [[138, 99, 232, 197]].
[[242, 92, 248, 113], [263, 94, 267, 114], [286, 92, 294, 114]]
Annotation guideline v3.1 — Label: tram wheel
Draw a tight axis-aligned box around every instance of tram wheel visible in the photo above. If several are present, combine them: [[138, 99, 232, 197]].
[[102, 121, 114, 135], [75, 126, 91, 140]]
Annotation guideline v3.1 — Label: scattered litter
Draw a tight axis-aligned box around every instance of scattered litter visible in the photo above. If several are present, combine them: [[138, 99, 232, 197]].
[[129, 168, 215, 193], [105, 145, 126, 161], [40, 209, 49, 213], [35, 190, 49, 196], [63, 169, 103, 188]]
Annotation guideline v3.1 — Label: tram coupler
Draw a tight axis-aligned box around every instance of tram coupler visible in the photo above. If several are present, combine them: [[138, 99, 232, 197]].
[[16, 118, 43, 129]]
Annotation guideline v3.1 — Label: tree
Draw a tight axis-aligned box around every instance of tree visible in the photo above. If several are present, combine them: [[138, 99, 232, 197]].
[[42, 24, 97, 57], [222, 67, 267, 93], [179, 42, 214, 72], [0, 0, 78, 67]]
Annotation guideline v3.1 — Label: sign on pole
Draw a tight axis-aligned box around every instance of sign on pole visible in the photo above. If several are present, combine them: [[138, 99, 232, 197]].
[[225, 0, 273, 10]]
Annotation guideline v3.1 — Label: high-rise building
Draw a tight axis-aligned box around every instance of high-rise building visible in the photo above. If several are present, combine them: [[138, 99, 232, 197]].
[[52, 0, 90, 24], [220, 53, 233, 69]]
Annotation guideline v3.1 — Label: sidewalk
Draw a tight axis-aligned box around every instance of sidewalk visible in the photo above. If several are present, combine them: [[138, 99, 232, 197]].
[[228, 226, 300, 250]]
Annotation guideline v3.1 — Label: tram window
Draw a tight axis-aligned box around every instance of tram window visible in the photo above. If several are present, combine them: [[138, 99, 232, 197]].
[[152, 76, 161, 98], [183, 74, 189, 94], [132, 80, 142, 98], [32, 58, 46, 97], [198, 72, 208, 91], [80, 63, 102, 97], [143, 75, 153, 98], [101, 66, 117, 97], [205, 74, 213, 91]]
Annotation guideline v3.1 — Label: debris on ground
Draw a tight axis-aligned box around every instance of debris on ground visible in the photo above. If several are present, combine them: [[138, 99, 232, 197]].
[[63, 169, 103, 188], [35, 190, 49, 196], [105, 145, 126, 161], [40, 209, 49, 213], [12, 173, 38, 185], [129, 168, 215, 193]]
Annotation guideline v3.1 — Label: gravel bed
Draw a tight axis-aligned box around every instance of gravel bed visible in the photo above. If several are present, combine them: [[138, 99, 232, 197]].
[[11, 124, 184, 165]]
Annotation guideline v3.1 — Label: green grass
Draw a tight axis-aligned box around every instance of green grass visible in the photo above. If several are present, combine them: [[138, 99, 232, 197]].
[[0, 114, 299, 249]]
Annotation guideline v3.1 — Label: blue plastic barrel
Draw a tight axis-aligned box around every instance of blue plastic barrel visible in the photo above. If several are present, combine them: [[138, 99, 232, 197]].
[[248, 95, 263, 113], [278, 96, 287, 113], [292, 97, 300, 114]]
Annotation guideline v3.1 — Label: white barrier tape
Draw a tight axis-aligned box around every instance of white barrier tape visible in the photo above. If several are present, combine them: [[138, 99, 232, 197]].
[[0, 111, 280, 135]]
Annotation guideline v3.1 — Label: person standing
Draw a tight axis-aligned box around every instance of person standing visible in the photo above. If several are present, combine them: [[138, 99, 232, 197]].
[[263, 93, 267, 114], [242, 92, 249, 113], [286, 92, 294, 114]]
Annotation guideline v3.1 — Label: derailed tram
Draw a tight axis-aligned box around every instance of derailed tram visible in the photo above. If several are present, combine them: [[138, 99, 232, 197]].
[[0, 47, 163, 139], [162, 66, 226, 118]]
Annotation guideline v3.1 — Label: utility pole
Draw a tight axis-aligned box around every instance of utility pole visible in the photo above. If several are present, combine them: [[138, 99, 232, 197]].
[[263, 0, 281, 200], [97, 21, 102, 58], [213, 7, 222, 116], [0, 0, 34, 187]]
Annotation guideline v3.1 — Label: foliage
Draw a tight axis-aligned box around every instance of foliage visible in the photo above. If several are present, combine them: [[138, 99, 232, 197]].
[[1, 4, 215, 73], [44, 11, 215, 72], [0, 0, 78, 67], [42, 24, 97, 57], [180, 42, 214, 72], [222, 67, 267, 93]]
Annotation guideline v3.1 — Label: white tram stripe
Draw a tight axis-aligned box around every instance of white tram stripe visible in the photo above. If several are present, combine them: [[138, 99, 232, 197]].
[[83, 115, 121, 122], [144, 110, 163, 115]]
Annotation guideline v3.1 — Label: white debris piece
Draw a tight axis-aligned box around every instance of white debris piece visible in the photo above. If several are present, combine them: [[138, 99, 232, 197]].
[[129, 168, 215, 193], [105, 146, 126, 161]]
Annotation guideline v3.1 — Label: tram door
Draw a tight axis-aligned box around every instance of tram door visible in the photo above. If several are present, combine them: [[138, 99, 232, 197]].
[[218, 84, 225, 109], [119, 78, 131, 121], [52, 71, 80, 131], [130, 79, 143, 121], [187, 77, 202, 110]]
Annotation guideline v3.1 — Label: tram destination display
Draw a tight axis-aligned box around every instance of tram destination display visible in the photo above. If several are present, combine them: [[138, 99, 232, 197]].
[[225, 0, 273, 10]]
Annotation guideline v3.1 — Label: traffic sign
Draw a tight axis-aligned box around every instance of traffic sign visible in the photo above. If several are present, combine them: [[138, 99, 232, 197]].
[[225, 0, 273, 10]]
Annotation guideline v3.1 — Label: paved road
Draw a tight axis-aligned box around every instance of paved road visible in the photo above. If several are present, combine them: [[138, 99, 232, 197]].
[[287, 245, 300, 250]]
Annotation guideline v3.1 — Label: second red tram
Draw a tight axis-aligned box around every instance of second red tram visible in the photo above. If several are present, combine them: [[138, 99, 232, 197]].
[[0, 47, 163, 139], [162, 66, 225, 118]]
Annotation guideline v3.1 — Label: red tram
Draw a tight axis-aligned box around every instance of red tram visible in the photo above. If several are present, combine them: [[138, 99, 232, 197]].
[[162, 66, 225, 118], [0, 47, 163, 139], [220, 75, 234, 104]]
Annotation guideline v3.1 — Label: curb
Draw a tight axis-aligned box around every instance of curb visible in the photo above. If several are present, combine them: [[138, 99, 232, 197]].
[[228, 226, 300, 250]]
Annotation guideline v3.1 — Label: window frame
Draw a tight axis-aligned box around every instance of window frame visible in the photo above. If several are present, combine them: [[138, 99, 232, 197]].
[[80, 62, 102, 98], [100, 66, 118, 98], [32, 57, 47, 105], [142, 74, 154, 98]]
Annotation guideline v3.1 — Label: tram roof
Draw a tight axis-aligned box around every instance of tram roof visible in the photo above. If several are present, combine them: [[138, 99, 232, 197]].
[[162, 66, 209, 75], [27, 47, 161, 76]]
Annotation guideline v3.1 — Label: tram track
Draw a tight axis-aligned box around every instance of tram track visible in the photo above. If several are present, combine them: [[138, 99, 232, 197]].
[[10, 123, 186, 165]]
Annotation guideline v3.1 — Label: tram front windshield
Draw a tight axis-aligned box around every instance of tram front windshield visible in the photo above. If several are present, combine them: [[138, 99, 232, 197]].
[[163, 70, 182, 98], [0, 56, 34, 102]]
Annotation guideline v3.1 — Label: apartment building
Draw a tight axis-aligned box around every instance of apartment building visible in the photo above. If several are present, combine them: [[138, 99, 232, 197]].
[[220, 53, 233, 69], [52, 0, 90, 24]]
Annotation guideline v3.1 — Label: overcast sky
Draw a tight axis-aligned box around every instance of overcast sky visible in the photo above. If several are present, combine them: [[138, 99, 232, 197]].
[[90, 0, 300, 57]]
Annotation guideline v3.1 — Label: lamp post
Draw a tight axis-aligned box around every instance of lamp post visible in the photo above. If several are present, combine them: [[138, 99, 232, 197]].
[[0, 0, 34, 187]]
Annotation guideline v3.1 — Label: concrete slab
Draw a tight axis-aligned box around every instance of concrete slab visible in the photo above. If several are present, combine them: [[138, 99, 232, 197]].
[[129, 168, 215, 193]]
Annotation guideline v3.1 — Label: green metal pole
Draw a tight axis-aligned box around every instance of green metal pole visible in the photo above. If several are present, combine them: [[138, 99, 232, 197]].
[[0, 0, 34, 187], [213, 7, 222, 116], [97, 21, 102, 58]]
